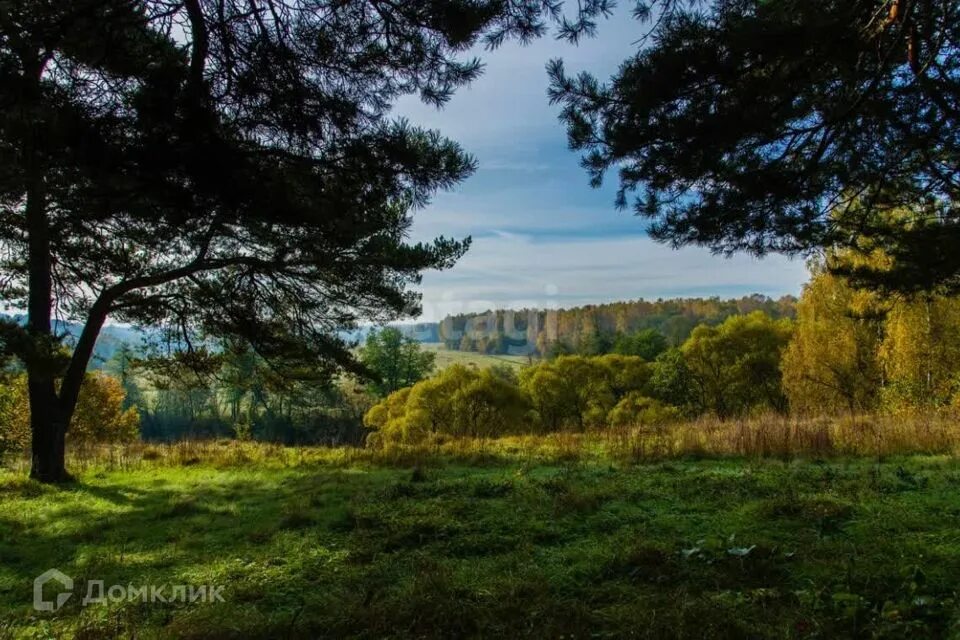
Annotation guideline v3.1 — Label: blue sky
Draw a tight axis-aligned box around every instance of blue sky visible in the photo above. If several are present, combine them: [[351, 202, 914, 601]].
[[396, 6, 809, 322]]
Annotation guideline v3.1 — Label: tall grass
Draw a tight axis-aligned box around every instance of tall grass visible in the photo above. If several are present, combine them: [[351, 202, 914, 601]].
[[604, 413, 959, 463], [4, 413, 958, 474]]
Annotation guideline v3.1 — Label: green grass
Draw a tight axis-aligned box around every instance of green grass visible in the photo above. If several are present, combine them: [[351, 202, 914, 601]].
[[421, 342, 530, 371], [2, 450, 960, 638]]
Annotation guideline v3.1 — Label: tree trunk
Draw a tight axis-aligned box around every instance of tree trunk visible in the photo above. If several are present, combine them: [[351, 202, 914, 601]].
[[29, 388, 70, 483], [24, 120, 72, 480], [22, 53, 73, 483], [25, 178, 71, 483]]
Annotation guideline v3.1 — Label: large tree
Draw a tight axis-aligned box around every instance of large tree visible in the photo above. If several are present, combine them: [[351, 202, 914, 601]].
[[549, 0, 960, 291], [0, 0, 612, 481], [681, 311, 793, 417]]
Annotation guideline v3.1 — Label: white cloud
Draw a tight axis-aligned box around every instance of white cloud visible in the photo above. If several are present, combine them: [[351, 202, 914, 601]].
[[413, 233, 809, 321]]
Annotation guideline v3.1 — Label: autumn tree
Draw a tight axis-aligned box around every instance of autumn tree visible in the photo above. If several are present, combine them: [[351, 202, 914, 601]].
[[68, 373, 140, 444], [782, 261, 886, 414], [0, 375, 29, 457], [0, 373, 138, 451], [0, 0, 612, 481], [879, 295, 960, 411]]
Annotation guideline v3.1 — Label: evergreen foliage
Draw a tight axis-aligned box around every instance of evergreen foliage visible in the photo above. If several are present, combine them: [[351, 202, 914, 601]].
[[0, 0, 611, 481], [549, 0, 960, 291]]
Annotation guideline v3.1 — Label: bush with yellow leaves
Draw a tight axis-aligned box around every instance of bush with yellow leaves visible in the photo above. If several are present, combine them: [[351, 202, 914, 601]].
[[0, 372, 140, 456]]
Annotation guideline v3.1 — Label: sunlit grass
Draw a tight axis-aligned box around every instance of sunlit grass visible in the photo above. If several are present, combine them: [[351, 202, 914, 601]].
[[2, 431, 960, 637]]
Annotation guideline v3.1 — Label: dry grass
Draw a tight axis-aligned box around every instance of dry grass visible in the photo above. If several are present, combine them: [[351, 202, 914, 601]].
[[602, 413, 960, 463], [5, 413, 959, 474]]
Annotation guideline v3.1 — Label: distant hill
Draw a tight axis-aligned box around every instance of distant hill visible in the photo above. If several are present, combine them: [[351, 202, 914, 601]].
[[439, 294, 798, 356], [3, 314, 442, 370], [3, 314, 153, 369]]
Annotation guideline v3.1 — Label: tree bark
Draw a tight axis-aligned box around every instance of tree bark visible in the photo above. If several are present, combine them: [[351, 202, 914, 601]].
[[25, 159, 69, 482], [22, 52, 72, 483], [30, 404, 69, 483]]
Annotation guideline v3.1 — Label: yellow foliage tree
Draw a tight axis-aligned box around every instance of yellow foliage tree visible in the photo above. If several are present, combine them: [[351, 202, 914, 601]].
[[0, 373, 139, 454], [782, 261, 885, 414], [879, 295, 960, 411], [69, 372, 141, 444], [785, 242, 960, 416], [0, 376, 30, 456]]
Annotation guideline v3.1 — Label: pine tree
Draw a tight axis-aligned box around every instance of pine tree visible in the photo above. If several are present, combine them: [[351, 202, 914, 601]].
[[549, 0, 960, 291], [0, 0, 612, 481]]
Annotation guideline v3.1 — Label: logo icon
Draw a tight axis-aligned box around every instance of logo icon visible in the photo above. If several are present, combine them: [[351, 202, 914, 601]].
[[33, 569, 73, 612]]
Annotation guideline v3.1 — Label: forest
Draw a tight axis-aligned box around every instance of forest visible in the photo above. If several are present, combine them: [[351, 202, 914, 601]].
[[439, 294, 797, 355], [366, 255, 960, 446]]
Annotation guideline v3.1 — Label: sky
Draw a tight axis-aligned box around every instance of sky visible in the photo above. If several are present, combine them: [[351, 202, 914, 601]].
[[395, 5, 809, 322]]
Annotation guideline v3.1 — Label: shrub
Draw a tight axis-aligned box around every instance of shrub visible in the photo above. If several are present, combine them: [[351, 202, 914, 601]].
[[365, 355, 681, 443], [448, 369, 530, 438], [0, 377, 29, 457], [364, 366, 531, 444], [0, 372, 140, 454], [520, 355, 651, 430], [608, 393, 681, 427]]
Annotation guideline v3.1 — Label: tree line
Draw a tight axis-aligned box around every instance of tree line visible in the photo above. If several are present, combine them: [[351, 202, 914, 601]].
[[440, 294, 797, 356], [0, 326, 435, 454], [367, 310, 794, 444], [5, 257, 960, 453], [367, 267, 960, 444]]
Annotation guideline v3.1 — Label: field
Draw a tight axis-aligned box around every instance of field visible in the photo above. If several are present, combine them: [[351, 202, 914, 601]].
[[420, 342, 531, 371], [2, 439, 960, 638]]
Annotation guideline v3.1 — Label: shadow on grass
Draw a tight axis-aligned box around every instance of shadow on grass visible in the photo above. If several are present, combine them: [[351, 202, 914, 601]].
[[0, 458, 959, 639]]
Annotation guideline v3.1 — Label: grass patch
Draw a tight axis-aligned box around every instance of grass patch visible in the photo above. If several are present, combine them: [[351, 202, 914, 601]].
[[420, 342, 529, 371], [1, 447, 960, 637]]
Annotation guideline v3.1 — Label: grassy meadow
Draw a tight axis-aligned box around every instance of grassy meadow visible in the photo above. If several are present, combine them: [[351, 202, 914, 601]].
[[419, 342, 530, 371], [3, 427, 960, 639]]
